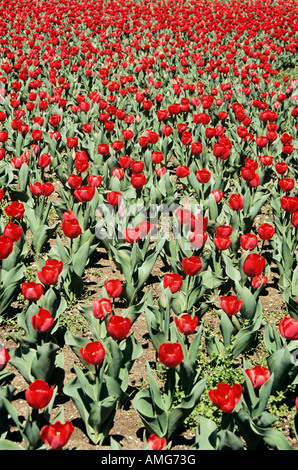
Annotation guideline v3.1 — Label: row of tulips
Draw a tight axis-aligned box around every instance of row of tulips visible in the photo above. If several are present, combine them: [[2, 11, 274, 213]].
[[0, 0, 298, 451]]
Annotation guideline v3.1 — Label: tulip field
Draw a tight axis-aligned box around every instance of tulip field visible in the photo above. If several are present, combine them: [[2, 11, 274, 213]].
[[1, 0, 298, 452]]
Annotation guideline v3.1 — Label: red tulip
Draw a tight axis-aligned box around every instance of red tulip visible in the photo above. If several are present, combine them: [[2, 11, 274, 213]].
[[146, 434, 167, 450], [112, 140, 124, 152], [40, 421, 74, 450], [176, 165, 190, 178], [37, 265, 60, 286], [255, 136, 268, 148], [45, 258, 63, 274], [0, 131, 8, 143], [107, 191, 122, 207], [123, 227, 141, 244], [281, 196, 298, 213], [240, 233, 258, 251], [257, 223, 275, 240], [216, 225, 232, 237], [196, 168, 211, 183], [67, 174, 82, 189], [220, 295, 243, 316], [0, 235, 13, 259], [131, 160, 144, 173], [38, 153, 51, 168], [292, 212, 298, 229], [79, 341, 106, 366], [104, 279, 123, 298], [21, 282, 44, 302], [66, 136, 78, 149], [31, 129, 43, 141], [97, 143, 110, 156], [74, 185, 95, 202], [213, 135, 232, 160], [31, 307, 54, 333], [279, 317, 298, 341], [163, 273, 183, 293], [62, 211, 82, 239], [151, 151, 164, 164], [174, 314, 198, 335], [158, 342, 184, 368], [131, 173, 146, 189], [191, 142, 203, 156], [278, 178, 295, 192], [5, 201, 25, 219], [212, 190, 223, 203], [75, 151, 89, 173], [189, 229, 208, 249], [243, 253, 266, 278], [182, 256, 202, 276], [245, 365, 271, 390], [214, 235, 231, 250], [181, 131, 192, 146], [251, 275, 268, 288], [25, 379, 54, 409], [0, 346, 10, 372], [107, 315, 131, 340], [229, 194, 243, 211], [136, 221, 154, 238], [208, 382, 242, 413], [92, 298, 113, 320], [88, 175, 102, 187], [49, 114, 61, 127], [275, 162, 288, 175]]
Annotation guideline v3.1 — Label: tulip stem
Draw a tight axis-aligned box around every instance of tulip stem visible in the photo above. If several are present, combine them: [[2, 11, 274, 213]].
[[164, 367, 176, 411], [184, 275, 190, 313]]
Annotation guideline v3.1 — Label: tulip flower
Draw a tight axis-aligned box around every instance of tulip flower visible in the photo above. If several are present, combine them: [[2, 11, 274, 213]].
[[175, 165, 190, 178], [79, 341, 106, 366], [174, 314, 198, 336], [208, 382, 242, 413], [220, 295, 243, 316], [158, 342, 184, 369], [4, 201, 25, 219], [257, 223, 275, 240], [62, 211, 82, 239], [182, 256, 202, 276], [229, 193, 244, 211], [67, 174, 83, 190], [196, 168, 211, 183], [245, 365, 271, 390], [22, 282, 44, 302], [163, 273, 183, 293], [0, 346, 10, 372], [214, 235, 231, 250], [31, 307, 54, 333], [74, 185, 95, 202], [37, 265, 60, 286], [0, 235, 13, 260], [243, 253, 266, 278], [40, 421, 74, 450], [107, 191, 122, 207], [131, 173, 146, 189], [107, 315, 131, 341], [278, 317, 298, 341], [104, 279, 123, 298], [25, 379, 54, 409], [146, 434, 167, 450], [92, 298, 113, 320], [240, 233, 259, 251]]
